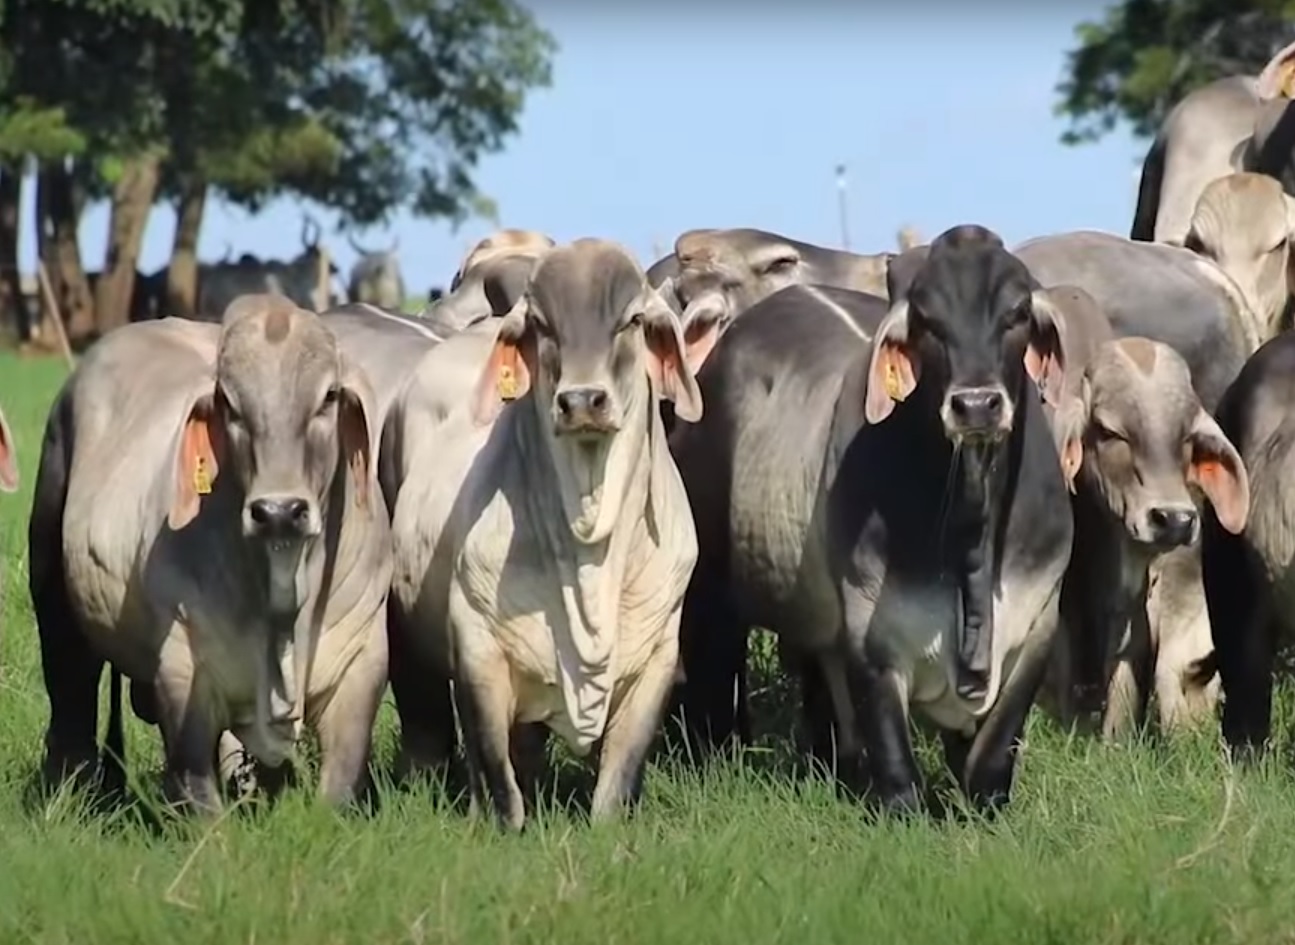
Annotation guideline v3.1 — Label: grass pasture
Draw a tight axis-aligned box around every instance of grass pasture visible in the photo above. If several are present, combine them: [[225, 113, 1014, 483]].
[[3, 350, 1295, 944]]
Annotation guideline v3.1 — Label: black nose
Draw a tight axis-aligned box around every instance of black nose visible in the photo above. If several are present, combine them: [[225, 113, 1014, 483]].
[[1148, 506, 1198, 546], [556, 387, 610, 420], [949, 388, 1005, 431], [248, 497, 311, 535]]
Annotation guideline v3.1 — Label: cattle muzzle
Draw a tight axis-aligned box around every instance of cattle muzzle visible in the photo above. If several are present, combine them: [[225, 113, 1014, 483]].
[[1144, 504, 1199, 549], [943, 385, 1013, 444], [244, 493, 321, 546], [554, 386, 619, 437]]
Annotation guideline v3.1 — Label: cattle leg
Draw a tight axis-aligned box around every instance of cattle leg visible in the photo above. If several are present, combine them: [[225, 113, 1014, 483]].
[[676, 582, 747, 758], [961, 598, 1059, 816], [155, 671, 223, 816], [453, 655, 524, 830], [1150, 559, 1219, 733], [851, 661, 922, 814], [33, 560, 104, 791], [1202, 520, 1273, 756], [217, 731, 260, 800], [1101, 600, 1155, 741], [314, 622, 388, 808], [590, 634, 679, 822], [387, 601, 457, 781]]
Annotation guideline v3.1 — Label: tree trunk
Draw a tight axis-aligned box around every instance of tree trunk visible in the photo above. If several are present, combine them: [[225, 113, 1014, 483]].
[[0, 165, 24, 340], [37, 160, 95, 345], [95, 152, 160, 334], [166, 177, 206, 318]]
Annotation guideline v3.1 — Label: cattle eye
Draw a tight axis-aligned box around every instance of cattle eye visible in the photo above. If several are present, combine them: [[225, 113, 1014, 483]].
[[621, 311, 644, 333], [319, 386, 340, 414], [760, 256, 798, 275], [1091, 421, 1123, 443]]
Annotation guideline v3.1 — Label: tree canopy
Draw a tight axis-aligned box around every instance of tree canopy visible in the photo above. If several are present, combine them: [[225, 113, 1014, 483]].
[[0, 0, 555, 338], [1055, 0, 1295, 144]]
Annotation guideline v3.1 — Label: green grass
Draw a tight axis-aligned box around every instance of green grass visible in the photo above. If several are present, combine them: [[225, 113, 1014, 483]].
[[4, 350, 1295, 944]]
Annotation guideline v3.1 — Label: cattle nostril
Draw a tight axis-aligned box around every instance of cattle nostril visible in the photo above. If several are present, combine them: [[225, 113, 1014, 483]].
[[1148, 506, 1198, 545], [588, 388, 608, 412], [285, 497, 310, 523], [249, 499, 274, 526]]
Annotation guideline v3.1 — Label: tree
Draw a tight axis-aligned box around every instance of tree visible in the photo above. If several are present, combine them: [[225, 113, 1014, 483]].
[[0, 0, 555, 339], [1056, 0, 1295, 146]]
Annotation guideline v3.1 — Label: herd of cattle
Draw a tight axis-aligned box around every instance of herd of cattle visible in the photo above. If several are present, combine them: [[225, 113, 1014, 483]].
[[66, 217, 421, 328], [8, 43, 1295, 829]]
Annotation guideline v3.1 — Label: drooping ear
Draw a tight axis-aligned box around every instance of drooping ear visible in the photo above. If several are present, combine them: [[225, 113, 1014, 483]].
[[864, 300, 920, 425], [338, 357, 378, 512], [642, 287, 705, 424], [168, 391, 225, 531], [1057, 379, 1091, 495], [1186, 409, 1249, 534], [0, 404, 17, 493], [1024, 288, 1071, 409], [679, 290, 728, 376], [471, 296, 533, 427], [1257, 39, 1295, 101]]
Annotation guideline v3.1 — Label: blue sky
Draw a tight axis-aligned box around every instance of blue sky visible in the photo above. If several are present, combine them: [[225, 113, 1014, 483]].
[[17, 2, 1147, 297]]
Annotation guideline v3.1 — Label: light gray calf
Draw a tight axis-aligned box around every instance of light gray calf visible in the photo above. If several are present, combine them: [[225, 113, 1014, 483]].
[[1183, 172, 1295, 343], [29, 297, 390, 814], [1049, 339, 1248, 737], [651, 227, 893, 372]]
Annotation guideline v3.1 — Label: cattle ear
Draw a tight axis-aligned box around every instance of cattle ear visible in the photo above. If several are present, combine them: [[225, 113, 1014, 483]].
[[471, 296, 533, 427], [1258, 39, 1295, 101], [642, 287, 705, 423], [168, 391, 225, 531], [1058, 381, 1090, 495], [864, 300, 920, 424], [680, 290, 728, 376], [1025, 288, 1071, 409], [0, 405, 17, 493], [1187, 409, 1249, 534], [339, 359, 378, 512]]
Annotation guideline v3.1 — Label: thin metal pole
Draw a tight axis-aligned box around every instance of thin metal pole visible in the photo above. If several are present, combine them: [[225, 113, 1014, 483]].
[[835, 163, 850, 251]]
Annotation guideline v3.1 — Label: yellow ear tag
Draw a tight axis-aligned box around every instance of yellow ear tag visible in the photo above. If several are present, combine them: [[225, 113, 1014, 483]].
[[883, 359, 903, 400], [193, 456, 213, 496], [1283, 68, 1295, 99], [497, 363, 519, 401]]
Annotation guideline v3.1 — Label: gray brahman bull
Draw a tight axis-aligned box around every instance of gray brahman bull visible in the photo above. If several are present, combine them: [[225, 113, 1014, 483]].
[[671, 225, 1074, 815], [381, 239, 702, 830], [647, 227, 893, 373], [1014, 230, 1254, 737], [1202, 331, 1295, 757], [423, 229, 555, 336], [28, 296, 390, 813]]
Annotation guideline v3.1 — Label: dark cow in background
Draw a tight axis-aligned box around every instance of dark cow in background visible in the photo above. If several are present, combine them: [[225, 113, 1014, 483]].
[[347, 235, 407, 310], [194, 217, 341, 319]]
